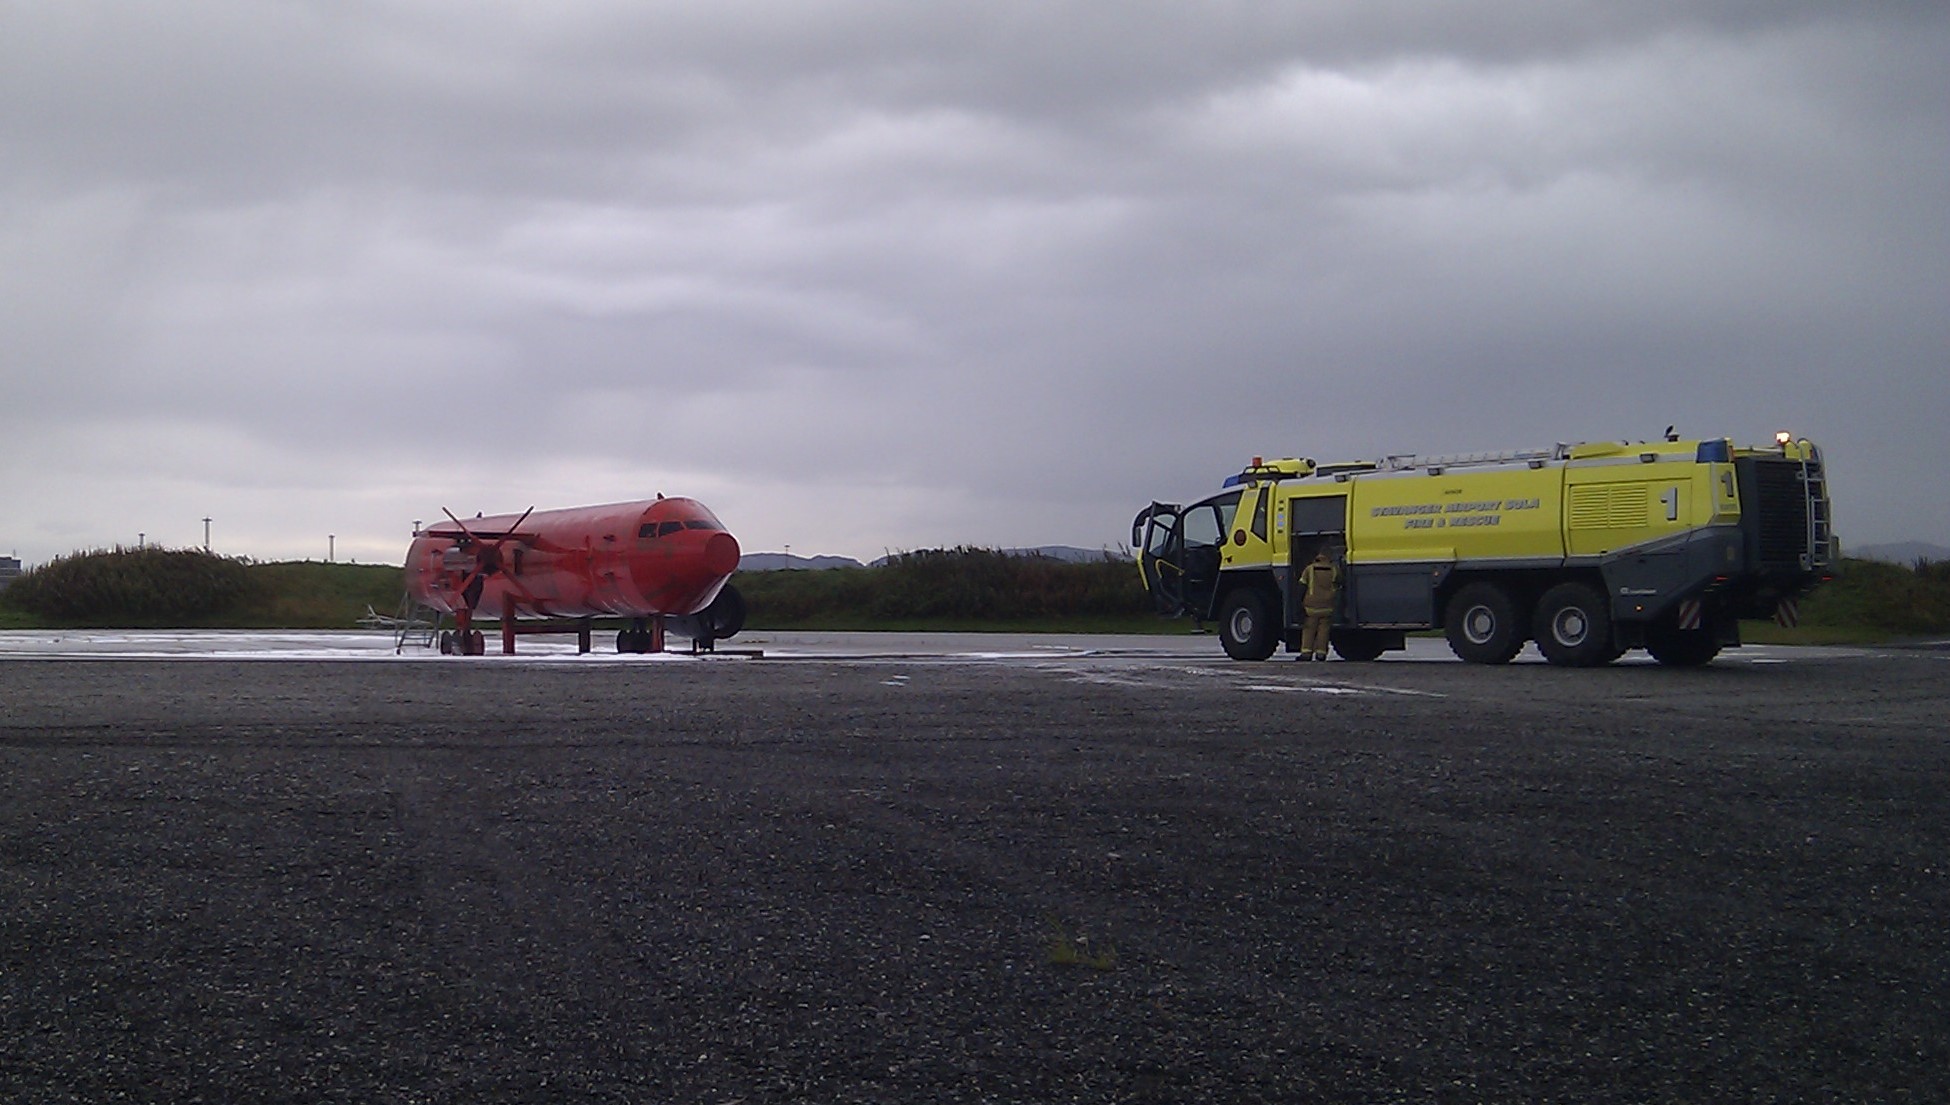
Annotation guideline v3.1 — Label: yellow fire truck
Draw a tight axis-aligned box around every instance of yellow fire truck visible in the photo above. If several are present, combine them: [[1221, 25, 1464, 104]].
[[1133, 433, 1835, 666]]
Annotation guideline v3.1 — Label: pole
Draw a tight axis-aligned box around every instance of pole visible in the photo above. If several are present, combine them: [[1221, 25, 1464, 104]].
[[202, 518, 211, 552], [329, 535, 335, 563]]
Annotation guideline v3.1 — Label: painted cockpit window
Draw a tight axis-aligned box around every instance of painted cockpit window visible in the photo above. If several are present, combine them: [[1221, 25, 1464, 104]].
[[639, 518, 724, 538]]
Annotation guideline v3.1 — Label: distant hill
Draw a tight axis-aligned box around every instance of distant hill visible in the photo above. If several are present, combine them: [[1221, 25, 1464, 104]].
[[1852, 541, 1950, 564], [739, 552, 866, 571]]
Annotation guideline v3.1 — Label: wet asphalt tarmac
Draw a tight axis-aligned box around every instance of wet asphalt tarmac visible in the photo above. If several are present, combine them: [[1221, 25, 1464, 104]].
[[2, 636, 1947, 1103]]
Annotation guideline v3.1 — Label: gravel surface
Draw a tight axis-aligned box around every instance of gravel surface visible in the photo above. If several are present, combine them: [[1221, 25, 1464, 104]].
[[3, 647, 1948, 1103]]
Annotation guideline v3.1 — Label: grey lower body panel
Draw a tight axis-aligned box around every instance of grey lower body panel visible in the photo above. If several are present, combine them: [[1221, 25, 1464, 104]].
[[1600, 528, 1748, 624], [1346, 563, 1444, 626]]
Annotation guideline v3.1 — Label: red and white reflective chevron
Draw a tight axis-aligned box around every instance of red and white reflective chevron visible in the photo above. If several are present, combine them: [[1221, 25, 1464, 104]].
[[1776, 598, 1800, 628], [1677, 599, 1702, 631]]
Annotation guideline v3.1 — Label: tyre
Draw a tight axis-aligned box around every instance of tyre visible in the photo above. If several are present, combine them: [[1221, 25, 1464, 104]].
[[1219, 587, 1279, 661], [1444, 582, 1524, 664], [1645, 622, 1721, 667], [1533, 582, 1614, 667], [1330, 628, 1388, 662], [705, 584, 746, 640]]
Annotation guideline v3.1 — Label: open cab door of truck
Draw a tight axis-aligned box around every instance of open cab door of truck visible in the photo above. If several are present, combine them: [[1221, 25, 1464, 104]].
[[1132, 490, 1240, 620]]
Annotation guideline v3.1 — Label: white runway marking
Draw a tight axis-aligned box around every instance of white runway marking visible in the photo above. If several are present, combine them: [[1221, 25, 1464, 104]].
[[1242, 682, 1448, 698]]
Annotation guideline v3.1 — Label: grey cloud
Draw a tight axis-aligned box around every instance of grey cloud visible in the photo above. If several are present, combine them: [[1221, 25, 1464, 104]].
[[2, 2, 1944, 565]]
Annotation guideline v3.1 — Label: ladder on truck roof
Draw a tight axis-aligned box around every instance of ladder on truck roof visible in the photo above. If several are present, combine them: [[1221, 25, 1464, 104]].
[[1377, 445, 1573, 472]]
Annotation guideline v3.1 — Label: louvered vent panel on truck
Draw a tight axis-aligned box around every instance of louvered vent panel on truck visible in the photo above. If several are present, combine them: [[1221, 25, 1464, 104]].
[[1609, 485, 1649, 528], [1568, 486, 1609, 530], [1569, 484, 1651, 530], [1750, 461, 1811, 564]]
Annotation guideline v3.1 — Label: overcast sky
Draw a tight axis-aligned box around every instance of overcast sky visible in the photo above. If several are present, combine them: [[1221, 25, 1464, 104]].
[[4, 1, 1946, 568]]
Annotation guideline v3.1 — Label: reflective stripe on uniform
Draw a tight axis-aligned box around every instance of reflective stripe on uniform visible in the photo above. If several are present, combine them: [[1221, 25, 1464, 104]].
[[1302, 563, 1338, 614]]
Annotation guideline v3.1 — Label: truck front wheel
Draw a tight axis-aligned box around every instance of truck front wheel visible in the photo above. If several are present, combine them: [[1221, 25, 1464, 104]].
[[1444, 582, 1524, 664], [1218, 587, 1279, 661], [1533, 583, 1614, 667], [1330, 627, 1390, 662]]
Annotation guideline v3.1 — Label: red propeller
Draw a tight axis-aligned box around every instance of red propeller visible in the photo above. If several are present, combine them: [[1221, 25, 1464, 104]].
[[441, 506, 537, 613]]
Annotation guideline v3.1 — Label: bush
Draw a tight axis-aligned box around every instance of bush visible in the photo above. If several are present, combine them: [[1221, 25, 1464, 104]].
[[4, 547, 252, 623], [734, 548, 1152, 627]]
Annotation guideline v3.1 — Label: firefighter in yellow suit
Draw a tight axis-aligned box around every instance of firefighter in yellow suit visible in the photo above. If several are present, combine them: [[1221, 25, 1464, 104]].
[[1299, 549, 1340, 661]]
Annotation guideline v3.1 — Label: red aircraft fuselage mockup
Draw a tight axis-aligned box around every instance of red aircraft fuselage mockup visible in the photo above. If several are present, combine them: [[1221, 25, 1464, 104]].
[[403, 497, 744, 655]]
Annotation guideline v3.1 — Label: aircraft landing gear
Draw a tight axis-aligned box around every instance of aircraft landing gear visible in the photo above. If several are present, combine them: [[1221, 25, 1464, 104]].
[[617, 616, 665, 654], [439, 629, 486, 655]]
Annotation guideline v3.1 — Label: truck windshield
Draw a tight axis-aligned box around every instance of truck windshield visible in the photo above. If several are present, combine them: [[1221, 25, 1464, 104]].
[[1183, 492, 1238, 549]]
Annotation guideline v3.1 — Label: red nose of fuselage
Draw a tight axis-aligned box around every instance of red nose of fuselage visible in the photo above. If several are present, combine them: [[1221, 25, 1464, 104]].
[[703, 530, 740, 576], [630, 525, 740, 615]]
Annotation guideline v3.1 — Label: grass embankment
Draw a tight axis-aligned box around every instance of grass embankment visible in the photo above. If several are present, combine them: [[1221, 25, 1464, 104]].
[[1750, 554, 1950, 644], [0, 548, 404, 630], [2, 546, 1945, 642], [225, 561, 408, 629]]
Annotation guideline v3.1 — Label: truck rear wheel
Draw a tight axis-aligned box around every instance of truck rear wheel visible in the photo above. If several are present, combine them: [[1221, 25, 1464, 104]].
[[1533, 583, 1613, 667], [1444, 582, 1524, 664], [1645, 622, 1722, 667], [1219, 587, 1279, 661]]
